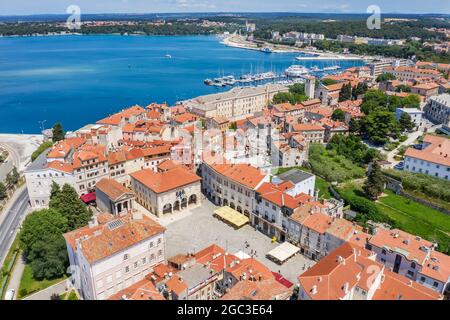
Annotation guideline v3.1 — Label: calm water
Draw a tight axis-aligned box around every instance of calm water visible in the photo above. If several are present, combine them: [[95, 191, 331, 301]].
[[0, 35, 364, 133]]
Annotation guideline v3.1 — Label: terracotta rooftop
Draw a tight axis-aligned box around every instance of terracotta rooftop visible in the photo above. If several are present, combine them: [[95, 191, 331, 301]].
[[221, 279, 291, 300], [404, 134, 450, 167], [109, 277, 165, 300], [95, 178, 134, 201], [292, 123, 325, 132], [130, 166, 201, 194], [63, 213, 165, 264], [298, 242, 382, 300], [97, 105, 146, 126], [209, 163, 267, 190], [369, 228, 434, 265], [373, 270, 442, 300]]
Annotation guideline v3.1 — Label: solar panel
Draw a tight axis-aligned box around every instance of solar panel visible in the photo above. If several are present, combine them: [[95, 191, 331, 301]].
[[107, 219, 124, 230]]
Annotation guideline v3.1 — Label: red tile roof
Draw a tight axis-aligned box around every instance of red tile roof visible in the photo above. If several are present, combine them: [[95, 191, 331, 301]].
[[209, 163, 267, 190], [63, 214, 165, 264], [404, 135, 450, 167], [95, 178, 134, 201], [130, 166, 201, 194], [373, 270, 442, 300]]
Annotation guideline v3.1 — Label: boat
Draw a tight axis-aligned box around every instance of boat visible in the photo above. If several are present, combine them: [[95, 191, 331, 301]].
[[322, 65, 341, 71], [213, 78, 226, 87], [285, 65, 309, 77], [310, 66, 321, 72], [165, 54, 172, 58], [261, 47, 273, 53], [204, 79, 214, 85]]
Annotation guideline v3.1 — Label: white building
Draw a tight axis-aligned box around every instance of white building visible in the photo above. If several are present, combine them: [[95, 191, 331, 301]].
[[395, 108, 424, 128], [64, 212, 166, 300], [25, 150, 76, 209], [404, 135, 450, 180], [423, 94, 450, 125]]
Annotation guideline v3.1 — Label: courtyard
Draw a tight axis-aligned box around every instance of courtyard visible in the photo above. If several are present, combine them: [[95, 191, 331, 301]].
[[160, 198, 315, 284]]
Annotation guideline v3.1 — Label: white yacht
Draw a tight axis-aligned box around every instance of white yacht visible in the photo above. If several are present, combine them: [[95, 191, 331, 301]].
[[285, 65, 309, 77]]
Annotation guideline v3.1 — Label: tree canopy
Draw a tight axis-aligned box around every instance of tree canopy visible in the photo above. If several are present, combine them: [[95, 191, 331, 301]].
[[52, 123, 65, 143], [19, 209, 69, 280], [49, 184, 92, 230], [363, 162, 386, 200]]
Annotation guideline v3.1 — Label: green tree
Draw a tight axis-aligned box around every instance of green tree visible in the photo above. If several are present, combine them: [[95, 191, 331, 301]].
[[376, 72, 397, 82], [0, 182, 7, 199], [339, 83, 352, 102], [49, 184, 92, 231], [331, 109, 346, 122], [19, 209, 69, 280], [395, 84, 411, 93], [363, 162, 386, 200], [399, 112, 415, 131], [229, 122, 237, 131], [50, 181, 61, 199], [288, 83, 306, 95], [352, 83, 368, 99], [6, 166, 20, 187], [401, 94, 421, 109], [52, 123, 65, 143], [361, 111, 401, 145]]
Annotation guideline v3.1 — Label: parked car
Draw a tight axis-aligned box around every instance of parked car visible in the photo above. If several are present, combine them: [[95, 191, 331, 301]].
[[394, 161, 405, 171]]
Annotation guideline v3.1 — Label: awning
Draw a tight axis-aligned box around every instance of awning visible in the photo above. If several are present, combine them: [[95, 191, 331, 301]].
[[80, 192, 96, 204], [272, 272, 294, 288], [214, 206, 249, 229], [266, 242, 300, 264]]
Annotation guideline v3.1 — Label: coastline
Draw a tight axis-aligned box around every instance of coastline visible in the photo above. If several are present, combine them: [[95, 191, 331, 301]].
[[221, 34, 370, 61]]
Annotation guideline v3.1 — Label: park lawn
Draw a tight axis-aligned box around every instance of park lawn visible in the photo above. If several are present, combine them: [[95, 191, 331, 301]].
[[60, 290, 78, 300], [339, 184, 450, 253], [315, 177, 332, 199], [18, 263, 67, 299], [404, 189, 450, 212], [379, 191, 450, 232]]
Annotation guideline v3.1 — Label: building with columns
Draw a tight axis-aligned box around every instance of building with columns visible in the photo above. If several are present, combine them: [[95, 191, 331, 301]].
[[130, 162, 202, 217], [95, 178, 135, 216]]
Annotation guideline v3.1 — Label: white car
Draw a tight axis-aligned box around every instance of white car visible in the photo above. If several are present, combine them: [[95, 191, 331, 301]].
[[4, 289, 15, 300]]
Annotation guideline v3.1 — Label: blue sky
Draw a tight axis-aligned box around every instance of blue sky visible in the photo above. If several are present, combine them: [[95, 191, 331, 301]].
[[0, 0, 449, 15]]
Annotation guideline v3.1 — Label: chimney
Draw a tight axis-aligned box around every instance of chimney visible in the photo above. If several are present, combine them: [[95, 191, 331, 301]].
[[310, 285, 318, 295], [343, 282, 349, 294]]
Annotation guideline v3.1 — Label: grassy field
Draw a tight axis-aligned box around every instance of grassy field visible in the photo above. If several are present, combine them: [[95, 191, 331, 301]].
[[308, 143, 365, 183], [18, 264, 67, 299], [339, 183, 450, 253], [59, 290, 78, 300]]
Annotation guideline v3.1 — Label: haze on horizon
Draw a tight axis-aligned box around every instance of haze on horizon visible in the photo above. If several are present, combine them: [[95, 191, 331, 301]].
[[0, 0, 449, 16]]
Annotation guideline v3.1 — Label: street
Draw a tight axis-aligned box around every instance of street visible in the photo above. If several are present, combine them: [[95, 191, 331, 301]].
[[0, 187, 30, 268]]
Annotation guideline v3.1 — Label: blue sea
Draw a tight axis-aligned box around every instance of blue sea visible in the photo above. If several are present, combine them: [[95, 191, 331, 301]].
[[0, 35, 364, 134]]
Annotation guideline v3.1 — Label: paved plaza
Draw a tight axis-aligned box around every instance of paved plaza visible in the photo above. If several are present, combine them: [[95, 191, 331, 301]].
[[162, 199, 315, 284]]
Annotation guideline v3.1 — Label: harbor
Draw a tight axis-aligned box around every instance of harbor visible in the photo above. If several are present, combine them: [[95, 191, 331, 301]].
[[203, 64, 345, 88]]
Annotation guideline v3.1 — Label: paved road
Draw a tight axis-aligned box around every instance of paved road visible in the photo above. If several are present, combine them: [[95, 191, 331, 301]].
[[0, 187, 29, 268], [24, 279, 70, 300], [0, 143, 18, 183]]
